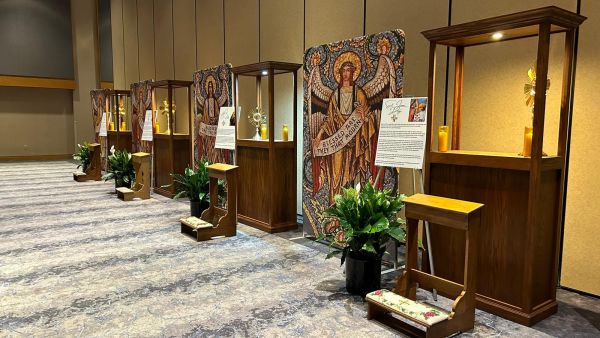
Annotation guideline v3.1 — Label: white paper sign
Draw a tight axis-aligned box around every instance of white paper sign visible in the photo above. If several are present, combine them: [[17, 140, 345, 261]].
[[215, 107, 236, 150], [141, 110, 154, 141], [374, 97, 428, 169], [99, 112, 108, 137]]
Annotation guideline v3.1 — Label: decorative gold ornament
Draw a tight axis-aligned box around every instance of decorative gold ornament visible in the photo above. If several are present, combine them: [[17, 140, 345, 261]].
[[523, 67, 550, 124], [159, 99, 176, 134], [247, 106, 267, 140]]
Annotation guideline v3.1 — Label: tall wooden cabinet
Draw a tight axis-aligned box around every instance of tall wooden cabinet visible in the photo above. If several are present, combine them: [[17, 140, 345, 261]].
[[106, 90, 132, 152], [232, 61, 301, 233], [150, 80, 193, 197], [421, 7, 585, 326]]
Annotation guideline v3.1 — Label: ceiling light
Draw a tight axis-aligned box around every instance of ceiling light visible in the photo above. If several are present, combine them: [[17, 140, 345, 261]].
[[261, 70, 268, 75], [492, 32, 503, 40]]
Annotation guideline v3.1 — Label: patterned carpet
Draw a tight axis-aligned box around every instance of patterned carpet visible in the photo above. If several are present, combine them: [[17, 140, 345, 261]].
[[1, 161, 599, 337]]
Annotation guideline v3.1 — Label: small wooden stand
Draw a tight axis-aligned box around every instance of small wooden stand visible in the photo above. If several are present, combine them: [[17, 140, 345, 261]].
[[180, 163, 238, 241], [367, 194, 483, 338], [73, 143, 102, 182], [116, 152, 151, 201]]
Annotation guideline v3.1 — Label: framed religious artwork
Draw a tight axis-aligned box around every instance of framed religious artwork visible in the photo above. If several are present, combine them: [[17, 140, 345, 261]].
[[302, 30, 405, 237]]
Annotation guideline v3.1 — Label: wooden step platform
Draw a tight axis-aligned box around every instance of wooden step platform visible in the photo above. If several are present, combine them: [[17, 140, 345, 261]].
[[116, 187, 134, 201]]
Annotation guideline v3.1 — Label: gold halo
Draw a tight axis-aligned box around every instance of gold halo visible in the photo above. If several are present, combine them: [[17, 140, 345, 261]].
[[204, 75, 217, 93], [333, 51, 361, 84]]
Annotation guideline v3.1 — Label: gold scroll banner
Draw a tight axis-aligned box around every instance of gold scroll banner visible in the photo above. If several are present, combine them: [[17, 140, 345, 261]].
[[199, 122, 218, 137], [313, 110, 364, 157]]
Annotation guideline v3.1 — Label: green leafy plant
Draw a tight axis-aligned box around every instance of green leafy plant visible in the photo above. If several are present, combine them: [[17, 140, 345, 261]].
[[318, 182, 407, 265], [73, 142, 92, 172], [171, 163, 210, 202], [102, 146, 135, 188]]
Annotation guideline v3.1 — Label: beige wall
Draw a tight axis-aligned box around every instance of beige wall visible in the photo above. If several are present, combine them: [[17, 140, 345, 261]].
[[72, 0, 100, 149], [109, 0, 599, 295], [0, 87, 74, 157]]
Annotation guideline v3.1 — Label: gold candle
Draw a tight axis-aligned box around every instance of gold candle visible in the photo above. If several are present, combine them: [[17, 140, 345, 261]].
[[522, 126, 533, 157], [121, 121, 126, 131], [438, 126, 449, 152], [154, 123, 160, 134], [109, 122, 115, 131], [282, 124, 289, 141], [260, 123, 268, 140]]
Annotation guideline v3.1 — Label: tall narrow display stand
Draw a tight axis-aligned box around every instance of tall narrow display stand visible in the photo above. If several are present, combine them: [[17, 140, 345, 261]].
[[107, 90, 132, 152], [232, 61, 301, 233], [421, 6, 585, 326], [150, 80, 193, 197]]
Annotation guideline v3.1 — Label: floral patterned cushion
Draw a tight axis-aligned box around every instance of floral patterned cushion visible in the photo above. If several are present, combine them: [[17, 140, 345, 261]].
[[116, 187, 133, 194], [180, 216, 213, 229], [366, 289, 448, 326]]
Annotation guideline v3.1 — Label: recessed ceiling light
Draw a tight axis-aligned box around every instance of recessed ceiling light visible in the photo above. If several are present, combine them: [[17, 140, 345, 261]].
[[492, 32, 503, 40], [261, 70, 268, 75]]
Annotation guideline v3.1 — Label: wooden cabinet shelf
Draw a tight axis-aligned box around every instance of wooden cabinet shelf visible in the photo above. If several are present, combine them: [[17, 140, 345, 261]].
[[152, 132, 189, 140], [429, 150, 563, 171], [422, 6, 585, 326]]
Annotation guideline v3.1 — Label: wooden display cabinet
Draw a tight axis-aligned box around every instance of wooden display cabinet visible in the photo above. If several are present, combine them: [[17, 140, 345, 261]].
[[150, 80, 193, 197], [232, 61, 301, 233], [106, 90, 132, 153], [421, 7, 585, 326]]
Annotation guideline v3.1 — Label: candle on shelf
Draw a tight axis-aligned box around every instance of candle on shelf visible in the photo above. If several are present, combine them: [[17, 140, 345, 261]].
[[438, 125, 449, 152], [260, 123, 268, 140], [154, 123, 160, 134], [121, 122, 126, 131], [282, 124, 289, 141], [522, 126, 533, 157], [109, 122, 115, 131]]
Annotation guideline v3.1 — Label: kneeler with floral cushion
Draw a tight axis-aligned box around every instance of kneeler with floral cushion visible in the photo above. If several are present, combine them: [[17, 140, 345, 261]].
[[366, 194, 483, 338]]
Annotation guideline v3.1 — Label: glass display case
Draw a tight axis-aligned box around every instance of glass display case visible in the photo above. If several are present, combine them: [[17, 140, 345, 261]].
[[150, 80, 193, 197], [232, 61, 301, 233], [106, 89, 132, 152]]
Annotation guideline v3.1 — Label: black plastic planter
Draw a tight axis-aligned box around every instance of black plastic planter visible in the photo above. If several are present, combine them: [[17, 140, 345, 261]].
[[190, 200, 209, 217], [345, 252, 382, 297]]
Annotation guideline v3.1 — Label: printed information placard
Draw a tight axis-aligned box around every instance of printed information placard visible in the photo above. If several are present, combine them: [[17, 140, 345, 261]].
[[375, 97, 428, 169]]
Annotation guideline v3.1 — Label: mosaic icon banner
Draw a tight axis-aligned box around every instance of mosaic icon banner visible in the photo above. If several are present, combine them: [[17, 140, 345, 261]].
[[193, 64, 233, 166], [131, 80, 153, 153], [302, 29, 405, 237], [90, 89, 110, 170]]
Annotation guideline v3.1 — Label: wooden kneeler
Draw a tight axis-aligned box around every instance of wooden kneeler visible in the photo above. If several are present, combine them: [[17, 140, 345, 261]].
[[116, 152, 151, 201], [180, 163, 238, 241], [73, 143, 102, 182], [366, 193, 483, 338]]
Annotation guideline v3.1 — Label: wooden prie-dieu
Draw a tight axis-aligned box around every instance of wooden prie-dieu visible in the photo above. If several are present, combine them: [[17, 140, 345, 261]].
[[232, 62, 301, 233], [421, 7, 585, 326]]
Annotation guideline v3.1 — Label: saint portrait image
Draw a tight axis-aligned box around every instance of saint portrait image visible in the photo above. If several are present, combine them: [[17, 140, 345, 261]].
[[303, 30, 405, 237]]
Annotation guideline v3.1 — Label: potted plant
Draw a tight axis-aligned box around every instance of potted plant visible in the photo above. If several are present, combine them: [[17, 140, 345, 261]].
[[102, 146, 135, 189], [319, 182, 406, 296], [73, 142, 92, 172], [171, 162, 210, 217]]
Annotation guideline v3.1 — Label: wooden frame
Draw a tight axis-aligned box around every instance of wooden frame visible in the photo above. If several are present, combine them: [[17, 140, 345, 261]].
[[116, 152, 151, 201], [150, 80, 194, 197], [421, 6, 585, 326], [106, 89, 132, 153], [231, 61, 301, 233], [367, 194, 483, 337], [181, 163, 239, 241], [73, 143, 102, 182]]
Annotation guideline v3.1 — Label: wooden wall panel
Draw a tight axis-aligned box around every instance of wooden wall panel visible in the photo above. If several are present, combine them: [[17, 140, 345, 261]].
[[122, 0, 140, 86], [304, 0, 363, 49], [225, 0, 259, 139], [561, 0, 600, 296], [137, 0, 155, 81], [173, 0, 196, 134], [110, 0, 125, 89], [196, 0, 224, 69], [153, 0, 174, 80]]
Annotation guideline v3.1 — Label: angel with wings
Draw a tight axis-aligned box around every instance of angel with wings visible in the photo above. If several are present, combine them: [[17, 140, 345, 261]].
[[131, 82, 153, 152], [308, 45, 399, 206], [195, 70, 230, 164]]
